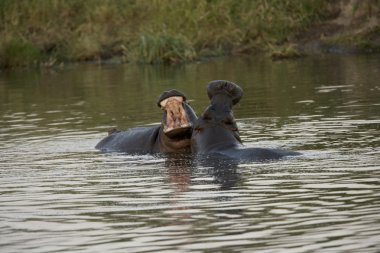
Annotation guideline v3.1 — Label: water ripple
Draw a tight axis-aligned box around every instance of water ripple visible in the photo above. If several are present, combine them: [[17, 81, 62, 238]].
[[1, 56, 380, 252]]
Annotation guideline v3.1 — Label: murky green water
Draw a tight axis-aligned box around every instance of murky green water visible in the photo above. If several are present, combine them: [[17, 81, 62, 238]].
[[1, 55, 379, 253]]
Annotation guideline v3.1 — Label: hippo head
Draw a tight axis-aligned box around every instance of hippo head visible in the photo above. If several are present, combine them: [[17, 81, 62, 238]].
[[157, 89, 198, 151], [192, 80, 243, 153], [207, 80, 243, 107]]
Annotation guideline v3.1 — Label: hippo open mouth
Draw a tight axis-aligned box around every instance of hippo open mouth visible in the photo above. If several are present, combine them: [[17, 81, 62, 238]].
[[160, 96, 192, 138]]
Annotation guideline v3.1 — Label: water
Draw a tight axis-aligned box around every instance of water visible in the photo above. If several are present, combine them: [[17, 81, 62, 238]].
[[1, 55, 379, 252]]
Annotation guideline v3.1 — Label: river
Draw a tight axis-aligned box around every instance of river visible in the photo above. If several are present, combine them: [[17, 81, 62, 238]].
[[1, 55, 379, 252]]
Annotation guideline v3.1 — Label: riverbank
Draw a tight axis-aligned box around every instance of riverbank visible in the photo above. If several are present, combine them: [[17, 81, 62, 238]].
[[292, 0, 380, 56], [0, 0, 379, 68]]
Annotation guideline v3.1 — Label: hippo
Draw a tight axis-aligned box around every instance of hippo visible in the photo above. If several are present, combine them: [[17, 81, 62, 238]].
[[95, 89, 197, 154], [96, 80, 300, 161], [191, 80, 300, 161]]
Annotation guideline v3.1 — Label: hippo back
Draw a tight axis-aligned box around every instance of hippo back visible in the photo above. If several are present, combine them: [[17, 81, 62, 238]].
[[95, 126, 160, 154]]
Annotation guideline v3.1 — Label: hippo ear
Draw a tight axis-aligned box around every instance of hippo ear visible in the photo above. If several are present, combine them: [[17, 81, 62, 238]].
[[207, 80, 243, 105], [157, 89, 187, 107]]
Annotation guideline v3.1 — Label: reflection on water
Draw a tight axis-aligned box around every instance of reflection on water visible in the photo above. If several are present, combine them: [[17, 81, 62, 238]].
[[1, 55, 380, 252]]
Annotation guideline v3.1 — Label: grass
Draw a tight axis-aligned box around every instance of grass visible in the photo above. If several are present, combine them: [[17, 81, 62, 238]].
[[269, 44, 303, 60], [137, 31, 196, 64], [0, 38, 41, 67], [1, 0, 374, 68], [321, 23, 380, 53]]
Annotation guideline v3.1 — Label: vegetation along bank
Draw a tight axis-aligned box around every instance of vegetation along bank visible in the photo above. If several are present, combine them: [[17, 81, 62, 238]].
[[0, 0, 379, 68]]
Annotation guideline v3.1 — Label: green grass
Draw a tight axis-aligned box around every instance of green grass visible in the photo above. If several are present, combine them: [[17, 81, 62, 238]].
[[136, 31, 196, 64], [0, 0, 339, 68], [0, 38, 42, 67]]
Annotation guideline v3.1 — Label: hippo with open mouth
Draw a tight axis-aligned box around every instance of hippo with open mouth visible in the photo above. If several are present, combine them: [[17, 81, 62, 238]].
[[95, 89, 197, 154], [96, 80, 300, 161]]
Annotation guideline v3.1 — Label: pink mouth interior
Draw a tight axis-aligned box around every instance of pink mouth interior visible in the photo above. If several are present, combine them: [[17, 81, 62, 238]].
[[161, 97, 191, 136]]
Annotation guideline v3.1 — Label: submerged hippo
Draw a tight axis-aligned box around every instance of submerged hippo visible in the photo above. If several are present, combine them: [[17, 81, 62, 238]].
[[191, 80, 300, 161], [95, 89, 197, 153]]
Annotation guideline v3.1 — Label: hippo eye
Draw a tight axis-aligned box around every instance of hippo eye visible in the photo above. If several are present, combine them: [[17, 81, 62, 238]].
[[223, 119, 233, 125], [194, 126, 203, 134], [203, 113, 211, 121], [224, 119, 238, 131]]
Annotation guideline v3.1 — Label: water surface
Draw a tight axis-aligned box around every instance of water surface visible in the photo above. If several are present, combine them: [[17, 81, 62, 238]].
[[1, 55, 379, 252]]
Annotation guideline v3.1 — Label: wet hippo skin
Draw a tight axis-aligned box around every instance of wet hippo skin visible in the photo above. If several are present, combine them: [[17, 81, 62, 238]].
[[95, 89, 197, 154], [191, 80, 301, 161], [96, 80, 300, 161]]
